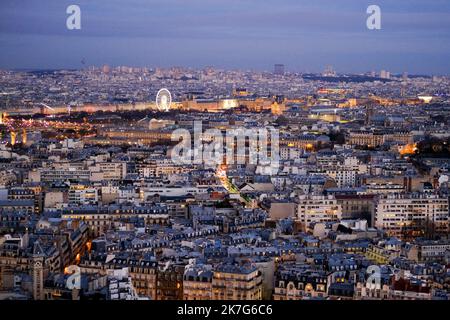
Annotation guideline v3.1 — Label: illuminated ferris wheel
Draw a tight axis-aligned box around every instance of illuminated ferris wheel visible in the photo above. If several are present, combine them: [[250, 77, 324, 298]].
[[155, 88, 172, 112]]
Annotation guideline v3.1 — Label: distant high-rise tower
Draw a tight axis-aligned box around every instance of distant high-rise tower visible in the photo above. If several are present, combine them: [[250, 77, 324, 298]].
[[322, 66, 336, 77], [380, 70, 390, 80], [402, 72, 408, 81], [274, 64, 285, 75], [102, 65, 111, 74]]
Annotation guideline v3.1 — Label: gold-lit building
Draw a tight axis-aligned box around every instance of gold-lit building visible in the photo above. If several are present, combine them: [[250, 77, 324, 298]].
[[79, 256, 158, 299], [97, 128, 173, 145], [156, 263, 184, 300], [374, 194, 449, 239], [212, 264, 262, 300], [273, 268, 329, 300], [183, 267, 213, 300], [348, 131, 413, 148]]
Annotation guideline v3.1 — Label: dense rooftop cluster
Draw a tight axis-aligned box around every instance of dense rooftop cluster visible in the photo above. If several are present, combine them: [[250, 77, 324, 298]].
[[0, 66, 449, 300]]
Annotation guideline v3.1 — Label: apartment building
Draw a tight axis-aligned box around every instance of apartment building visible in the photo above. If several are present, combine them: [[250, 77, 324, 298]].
[[335, 194, 376, 224], [68, 184, 99, 206], [374, 194, 449, 238], [348, 131, 413, 147], [183, 264, 213, 300], [273, 267, 329, 300], [211, 264, 262, 300], [297, 195, 342, 232]]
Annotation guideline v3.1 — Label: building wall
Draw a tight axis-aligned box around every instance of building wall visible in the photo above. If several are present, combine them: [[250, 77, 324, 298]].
[[375, 194, 449, 238], [211, 269, 262, 300], [297, 195, 342, 231]]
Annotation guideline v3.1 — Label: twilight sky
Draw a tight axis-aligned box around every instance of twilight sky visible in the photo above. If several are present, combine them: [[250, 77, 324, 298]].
[[0, 0, 450, 74]]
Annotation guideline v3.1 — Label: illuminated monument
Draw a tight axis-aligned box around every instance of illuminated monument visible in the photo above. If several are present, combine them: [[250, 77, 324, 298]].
[[10, 131, 17, 146]]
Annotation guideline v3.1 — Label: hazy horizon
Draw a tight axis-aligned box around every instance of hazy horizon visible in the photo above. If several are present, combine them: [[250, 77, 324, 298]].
[[2, 66, 442, 77], [1, 0, 450, 75]]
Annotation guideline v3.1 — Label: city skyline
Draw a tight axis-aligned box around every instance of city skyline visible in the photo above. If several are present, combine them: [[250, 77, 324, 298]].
[[1, 0, 450, 74], [3, 64, 442, 78], [0, 0, 450, 305]]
